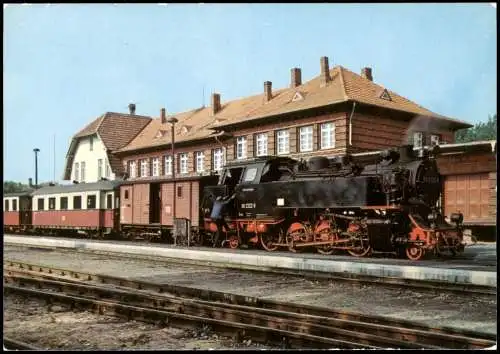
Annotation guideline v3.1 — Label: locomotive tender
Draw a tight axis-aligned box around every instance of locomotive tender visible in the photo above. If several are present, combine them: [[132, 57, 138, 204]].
[[202, 145, 465, 260], [3, 144, 465, 261]]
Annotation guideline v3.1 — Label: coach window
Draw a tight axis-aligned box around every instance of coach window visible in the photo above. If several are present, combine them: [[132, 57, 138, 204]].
[[13, 199, 17, 211], [4, 199, 9, 211], [49, 197, 56, 210], [107, 194, 113, 209], [60, 197, 68, 210], [37, 198, 45, 211], [177, 185, 183, 198], [87, 195, 97, 209], [124, 190, 129, 199], [73, 196, 82, 210]]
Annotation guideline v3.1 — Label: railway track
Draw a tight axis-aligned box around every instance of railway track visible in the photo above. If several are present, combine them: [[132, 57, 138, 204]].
[[4, 260, 496, 350], [3, 337, 42, 350], [5, 242, 496, 295]]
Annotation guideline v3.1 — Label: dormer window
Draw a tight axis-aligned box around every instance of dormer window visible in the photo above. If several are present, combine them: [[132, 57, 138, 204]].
[[379, 89, 392, 101], [181, 125, 192, 134], [155, 130, 167, 139]]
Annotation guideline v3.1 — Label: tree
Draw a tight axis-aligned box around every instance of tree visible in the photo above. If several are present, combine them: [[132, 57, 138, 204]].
[[3, 181, 32, 193], [455, 114, 497, 143]]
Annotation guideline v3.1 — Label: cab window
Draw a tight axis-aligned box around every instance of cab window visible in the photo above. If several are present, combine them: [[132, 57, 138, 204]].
[[242, 167, 258, 183]]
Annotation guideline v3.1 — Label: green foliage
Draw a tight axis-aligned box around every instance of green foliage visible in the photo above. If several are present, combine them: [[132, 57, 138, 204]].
[[3, 181, 31, 194], [455, 114, 497, 143]]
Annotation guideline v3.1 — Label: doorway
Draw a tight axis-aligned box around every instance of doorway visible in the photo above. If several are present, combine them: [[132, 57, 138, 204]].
[[149, 183, 161, 224]]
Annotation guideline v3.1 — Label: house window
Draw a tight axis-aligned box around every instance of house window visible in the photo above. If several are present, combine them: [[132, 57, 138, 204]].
[[413, 132, 424, 148], [12, 199, 17, 211], [105, 161, 111, 178], [60, 197, 68, 210], [74, 163, 80, 182], [140, 159, 148, 177], [129, 161, 137, 178], [195, 151, 205, 173], [81, 161, 86, 182], [299, 126, 313, 152], [87, 195, 96, 209], [89, 136, 94, 151], [107, 194, 113, 209], [152, 157, 160, 177], [4, 199, 9, 211], [430, 134, 440, 146], [73, 196, 82, 210], [164, 156, 172, 176], [320, 122, 336, 149], [213, 148, 224, 171], [179, 153, 188, 174], [236, 136, 247, 159], [255, 133, 268, 156], [37, 198, 45, 211], [98, 159, 103, 179], [48, 197, 56, 210], [276, 130, 290, 155]]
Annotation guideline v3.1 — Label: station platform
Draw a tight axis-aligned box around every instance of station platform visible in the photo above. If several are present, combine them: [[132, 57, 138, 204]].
[[3, 235, 497, 288]]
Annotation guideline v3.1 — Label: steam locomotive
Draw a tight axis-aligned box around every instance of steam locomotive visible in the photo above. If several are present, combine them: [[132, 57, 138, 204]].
[[202, 145, 465, 260]]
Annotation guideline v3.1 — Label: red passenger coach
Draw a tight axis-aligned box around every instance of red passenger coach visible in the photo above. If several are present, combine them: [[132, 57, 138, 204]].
[[30, 180, 121, 238], [3, 192, 33, 233]]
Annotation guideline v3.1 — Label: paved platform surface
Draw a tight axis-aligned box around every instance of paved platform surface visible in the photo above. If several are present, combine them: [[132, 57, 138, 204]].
[[4, 235, 497, 288]]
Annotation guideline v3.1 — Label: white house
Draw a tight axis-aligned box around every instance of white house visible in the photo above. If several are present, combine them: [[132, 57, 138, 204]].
[[63, 105, 152, 183]]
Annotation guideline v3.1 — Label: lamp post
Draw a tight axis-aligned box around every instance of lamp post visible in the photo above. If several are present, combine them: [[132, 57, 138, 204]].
[[166, 117, 178, 244], [33, 148, 40, 188]]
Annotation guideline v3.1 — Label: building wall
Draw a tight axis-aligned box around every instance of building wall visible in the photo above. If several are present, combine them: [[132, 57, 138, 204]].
[[71, 135, 115, 182]]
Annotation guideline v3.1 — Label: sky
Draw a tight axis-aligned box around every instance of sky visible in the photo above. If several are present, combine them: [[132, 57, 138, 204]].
[[3, 3, 497, 183]]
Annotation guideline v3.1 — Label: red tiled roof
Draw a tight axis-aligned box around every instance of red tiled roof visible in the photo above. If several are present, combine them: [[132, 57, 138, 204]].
[[118, 64, 472, 154], [63, 112, 152, 179]]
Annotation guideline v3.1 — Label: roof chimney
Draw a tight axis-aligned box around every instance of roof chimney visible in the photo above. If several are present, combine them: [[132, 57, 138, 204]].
[[128, 103, 136, 115], [211, 93, 221, 116], [320, 56, 331, 87], [291, 68, 302, 88], [160, 108, 166, 124], [264, 81, 272, 102], [361, 67, 373, 81], [28, 178, 33, 188]]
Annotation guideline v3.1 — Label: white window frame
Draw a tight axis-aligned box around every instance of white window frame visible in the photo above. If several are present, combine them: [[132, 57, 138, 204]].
[[129, 161, 137, 178], [74, 162, 79, 182], [276, 129, 290, 155], [140, 159, 148, 177], [413, 132, 423, 148], [81, 161, 86, 182], [97, 159, 103, 179], [236, 136, 247, 160], [299, 126, 313, 152], [179, 153, 188, 174], [164, 156, 172, 176], [320, 122, 336, 149], [152, 157, 160, 177], [195, 151, 205, 173], [430, 134, 440, 146], [105, 160, 111, 178], [255, 133, 268, 157], [213, 148, 224, 171]]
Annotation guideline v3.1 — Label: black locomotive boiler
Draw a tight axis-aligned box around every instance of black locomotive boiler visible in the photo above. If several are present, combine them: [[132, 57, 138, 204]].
[[202, 145, 465, 260]]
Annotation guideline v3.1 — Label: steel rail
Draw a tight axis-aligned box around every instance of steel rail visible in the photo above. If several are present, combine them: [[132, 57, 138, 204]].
[[4, 283, 374, 350], [5, 243, 496, 295], [3, 337, 41, 350], [4, 261, 496, 349]]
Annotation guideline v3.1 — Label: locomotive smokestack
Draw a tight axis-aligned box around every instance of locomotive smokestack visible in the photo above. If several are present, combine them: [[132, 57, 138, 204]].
[[399, 145, 415, 162]]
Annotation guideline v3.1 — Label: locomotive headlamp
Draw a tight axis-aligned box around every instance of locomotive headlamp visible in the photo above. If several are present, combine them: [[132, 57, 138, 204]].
[[427, 213, 436, 221], [450, 213, 464, 225]]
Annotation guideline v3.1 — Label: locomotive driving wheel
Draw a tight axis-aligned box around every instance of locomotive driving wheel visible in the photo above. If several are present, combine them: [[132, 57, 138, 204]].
[[405, 244, 424, 261], [260, 228, 284, 252], [316, 226, 337, 255], [286, 223, 308, 253], [228, 234, 240, 249], [346, 223, 371, 257]]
